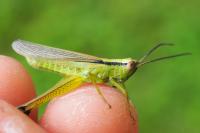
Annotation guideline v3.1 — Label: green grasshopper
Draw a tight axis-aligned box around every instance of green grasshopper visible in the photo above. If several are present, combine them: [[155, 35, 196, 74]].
[[12, 40, 190, 116]]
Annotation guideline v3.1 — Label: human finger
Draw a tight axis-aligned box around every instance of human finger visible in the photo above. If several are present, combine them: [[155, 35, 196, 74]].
[[0, 55, 37, 120], [40, 83, 138, 133]]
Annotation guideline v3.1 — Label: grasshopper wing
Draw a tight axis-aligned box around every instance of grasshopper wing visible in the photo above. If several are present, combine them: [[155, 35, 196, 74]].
[[12, 39, 102, 62]]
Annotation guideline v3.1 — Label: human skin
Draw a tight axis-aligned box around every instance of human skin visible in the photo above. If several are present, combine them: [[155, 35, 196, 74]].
[[0, 55, 138, 133], [0, 55, 37, 121]]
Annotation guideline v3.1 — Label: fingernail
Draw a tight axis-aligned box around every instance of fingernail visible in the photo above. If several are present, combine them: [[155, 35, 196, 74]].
[[0, 100, 46, 133], [0, 100, 13, 114], [0, 100, 25, 133]]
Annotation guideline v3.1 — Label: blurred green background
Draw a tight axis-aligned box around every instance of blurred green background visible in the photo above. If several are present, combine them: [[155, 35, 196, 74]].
[[0, 0, 199, 132]]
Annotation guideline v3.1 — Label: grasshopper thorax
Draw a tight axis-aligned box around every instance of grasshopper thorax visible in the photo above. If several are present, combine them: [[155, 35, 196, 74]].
[[108, 58, 138, 82]]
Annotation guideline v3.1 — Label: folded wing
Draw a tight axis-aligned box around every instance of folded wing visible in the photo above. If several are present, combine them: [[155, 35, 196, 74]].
[[12, 39, 101, 62]]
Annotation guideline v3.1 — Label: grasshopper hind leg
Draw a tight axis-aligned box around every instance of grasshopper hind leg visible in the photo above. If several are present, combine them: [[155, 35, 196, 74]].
[[17, 105, 31, 115]]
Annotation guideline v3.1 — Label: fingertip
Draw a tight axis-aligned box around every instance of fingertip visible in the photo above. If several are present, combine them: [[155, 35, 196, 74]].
[[0, 55, 37, 120], [40, 83, 138, 133], [0, 100, 46, 133]]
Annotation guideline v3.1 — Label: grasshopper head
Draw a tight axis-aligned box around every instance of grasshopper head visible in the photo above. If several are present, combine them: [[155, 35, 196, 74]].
[[126, 59, 138, 78]]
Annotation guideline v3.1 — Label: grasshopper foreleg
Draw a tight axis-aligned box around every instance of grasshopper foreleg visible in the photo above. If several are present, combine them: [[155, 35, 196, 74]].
[[109, 78, 135, 121], [89, 74, 111, 109]]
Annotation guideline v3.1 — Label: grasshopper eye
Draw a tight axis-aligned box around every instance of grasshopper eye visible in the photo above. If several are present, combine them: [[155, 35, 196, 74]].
[[127, 60, 136, 70]]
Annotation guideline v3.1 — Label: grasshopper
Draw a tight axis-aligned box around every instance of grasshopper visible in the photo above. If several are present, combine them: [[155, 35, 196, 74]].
[[12, 40, 190, 116]]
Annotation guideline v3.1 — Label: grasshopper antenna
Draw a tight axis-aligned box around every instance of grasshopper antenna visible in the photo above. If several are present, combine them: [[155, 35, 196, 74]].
[[137, 43, 191, 67], [138, 43, 174, 63], [137, 52, 191, 67]]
